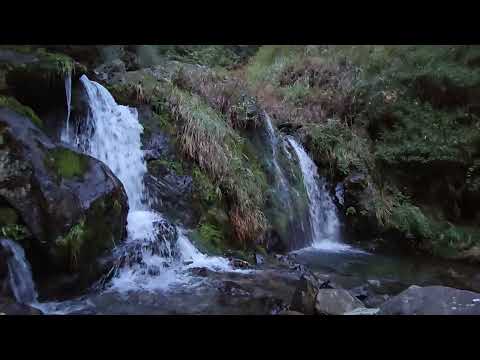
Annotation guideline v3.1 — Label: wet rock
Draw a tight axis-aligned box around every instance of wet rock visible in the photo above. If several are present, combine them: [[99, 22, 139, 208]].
[[379, 285, 480, 315], [93, 59, 126, 83], [145, 173, 194, 225], [278, 122, 303, 135], [189, 267, 210, 277], [364, 294, 391, 308], [230, 258, 251, 269], [349, 284, 371, 302], [263, 230, 287, 253], [143, 130, 195, 226], [254, 253, 265, 266], [313, 272, 362, 290], [113, 216, 178, 270], [0, 296, 43, 315], [344, 307, 380, 315], [290, 274, 320, 314], [143, 133, 171, 161], [342, 172, 379, 238], [315, 289, 365, 315], [219, 281, 250, 297], [278, 310, 304, 315], [0, 107, 128, 294]]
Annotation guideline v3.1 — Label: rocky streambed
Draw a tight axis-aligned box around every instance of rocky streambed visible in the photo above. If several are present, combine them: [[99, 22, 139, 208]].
[[3, 244, 480, 315]]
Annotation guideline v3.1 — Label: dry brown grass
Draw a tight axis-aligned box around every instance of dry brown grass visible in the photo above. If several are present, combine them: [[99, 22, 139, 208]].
[[168, 87, 231, 181], [167, 86, 268, 247], [172, 66, 261, 130], [229, 206, 267, 247]]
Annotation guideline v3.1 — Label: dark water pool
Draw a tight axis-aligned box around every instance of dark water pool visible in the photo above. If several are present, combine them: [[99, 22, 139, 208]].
[[291, 244, 480, 294]]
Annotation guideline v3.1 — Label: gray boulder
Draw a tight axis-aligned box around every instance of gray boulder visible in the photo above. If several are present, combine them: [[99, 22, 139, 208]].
[[290, 274, 320, 315], [0, 106, 129, 294], [315, 289, 365, 315], [379, 285, 480, 315]]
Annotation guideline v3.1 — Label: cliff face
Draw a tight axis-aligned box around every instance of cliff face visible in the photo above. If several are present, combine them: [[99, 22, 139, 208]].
[[1, 45, 480, 271]]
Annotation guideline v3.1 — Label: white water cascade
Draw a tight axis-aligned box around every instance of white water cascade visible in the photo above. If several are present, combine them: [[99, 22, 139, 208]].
[[287, 137, 352, 252], [264, 112, 290, 196], [66, 75, 233, 292], [60, 72, 72, 143], [0, 238, 38, 305]]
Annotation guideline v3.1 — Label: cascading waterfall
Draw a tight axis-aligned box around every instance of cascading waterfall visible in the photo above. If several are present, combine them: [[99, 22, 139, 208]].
[[0, 238, 38, 305], [264, 112, 290, 196], [287, 137, 351, 251], [260, 112, 312, 249], [60, 72, 72, 143], [65, 75, 232, 292]]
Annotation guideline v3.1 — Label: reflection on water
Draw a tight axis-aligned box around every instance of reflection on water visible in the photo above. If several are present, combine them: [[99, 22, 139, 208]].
[[291, 244, 480, 294]]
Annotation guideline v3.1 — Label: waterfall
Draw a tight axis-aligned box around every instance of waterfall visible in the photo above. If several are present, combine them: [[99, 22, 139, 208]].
[[287, 137, 350, 251], [60, 72, 72, 143], [260, 113, 312, 249], [77, 75, 148, 211], [0, 239, 38, 305], [65, 75, 232, 292], [264, 112, 290, 195]]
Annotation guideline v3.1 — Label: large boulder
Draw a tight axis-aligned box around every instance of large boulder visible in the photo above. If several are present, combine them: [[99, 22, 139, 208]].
[[315, 289, 365, 315], [0, 106, 128, 296], [379, 285, 480, 315], [290, 274, 320, 314]]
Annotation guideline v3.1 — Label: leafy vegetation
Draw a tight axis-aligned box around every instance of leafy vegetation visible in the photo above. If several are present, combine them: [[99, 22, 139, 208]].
[[0, 224, 29, 241], [244, 45, 480, 258], [55, 219, 86, 270]]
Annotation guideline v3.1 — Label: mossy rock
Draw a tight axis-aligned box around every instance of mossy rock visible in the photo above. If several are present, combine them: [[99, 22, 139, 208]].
[[52, 192, 127, 274], [0, 206, 19, 226], [44, 148, 90, 180], [1, 106, 128, 294], [0, 96, 42, 128]]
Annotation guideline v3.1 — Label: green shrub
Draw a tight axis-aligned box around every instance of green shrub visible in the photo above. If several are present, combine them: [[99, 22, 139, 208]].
[[55, 219, 86, 270], [307, 120, 373, 178], [0, 224, 29, 241], [375, 100, 479, 166]]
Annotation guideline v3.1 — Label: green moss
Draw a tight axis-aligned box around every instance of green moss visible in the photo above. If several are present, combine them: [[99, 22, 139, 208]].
[[54, 195, 125, 272], [0, 224, 29, 241], [0, 206, 19, 226], [346, 207, 357, 216], [197, 222, 224, 253], [0, 96, 43, 128], [39, 51, 74, 77], [45, 148, 89, 179], [113, 199, 123, 218], [150, 158, 186, 176]]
